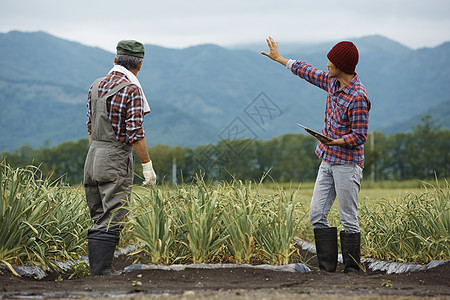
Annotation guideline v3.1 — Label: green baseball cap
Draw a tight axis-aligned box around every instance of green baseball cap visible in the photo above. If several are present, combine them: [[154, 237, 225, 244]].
[[116, 40, 145, 58]]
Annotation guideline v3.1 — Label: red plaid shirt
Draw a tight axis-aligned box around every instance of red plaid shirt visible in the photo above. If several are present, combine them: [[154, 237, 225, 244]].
[[86, 71, 145, 144], [290, 61, 371, 167]]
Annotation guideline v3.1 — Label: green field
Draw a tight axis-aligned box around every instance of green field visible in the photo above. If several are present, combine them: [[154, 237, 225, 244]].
[[1, 162, 448, 276]]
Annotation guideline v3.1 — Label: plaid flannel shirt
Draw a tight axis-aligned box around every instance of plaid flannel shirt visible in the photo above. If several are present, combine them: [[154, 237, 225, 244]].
[[86, 71, 145, 144], [289, 60, 371, 167]]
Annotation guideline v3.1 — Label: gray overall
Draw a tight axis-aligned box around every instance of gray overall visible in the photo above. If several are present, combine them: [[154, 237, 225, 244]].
[[84, 79, 135, 233]]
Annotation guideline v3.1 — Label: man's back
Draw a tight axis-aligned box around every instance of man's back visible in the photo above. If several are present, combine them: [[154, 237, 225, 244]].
[[87, 71, 145, 145]]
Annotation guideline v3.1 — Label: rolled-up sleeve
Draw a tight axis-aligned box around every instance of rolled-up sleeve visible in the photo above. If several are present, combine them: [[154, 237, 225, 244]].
[[125, 86, 145, 143], [86, 86, 92, 135]]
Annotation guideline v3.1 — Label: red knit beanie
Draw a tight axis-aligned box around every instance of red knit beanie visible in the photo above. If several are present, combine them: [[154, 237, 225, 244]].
[[327, 41, 359, 74]]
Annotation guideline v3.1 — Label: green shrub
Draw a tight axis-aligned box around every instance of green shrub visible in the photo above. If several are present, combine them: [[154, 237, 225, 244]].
[[0, 162, 90, 275]]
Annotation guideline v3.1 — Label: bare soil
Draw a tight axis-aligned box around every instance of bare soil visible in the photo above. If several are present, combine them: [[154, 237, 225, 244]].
[[1, 248, 449, 299]]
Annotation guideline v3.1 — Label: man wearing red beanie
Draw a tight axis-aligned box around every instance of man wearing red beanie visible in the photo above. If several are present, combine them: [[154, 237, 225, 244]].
[[262, 37, 371, 274]]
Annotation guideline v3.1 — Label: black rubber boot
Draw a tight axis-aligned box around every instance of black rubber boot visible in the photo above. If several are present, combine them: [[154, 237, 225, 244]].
[[313, 227, 338, 272], [87, 229, 121, 276], [340, 231, 361, 274]]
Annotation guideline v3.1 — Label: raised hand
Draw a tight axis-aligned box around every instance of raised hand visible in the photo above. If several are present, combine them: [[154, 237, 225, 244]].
[[260, 36, 288, 66]]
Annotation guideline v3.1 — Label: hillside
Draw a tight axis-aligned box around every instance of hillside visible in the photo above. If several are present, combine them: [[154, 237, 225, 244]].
[[0, 31, 449, 151], [0, 31, 217, 151]]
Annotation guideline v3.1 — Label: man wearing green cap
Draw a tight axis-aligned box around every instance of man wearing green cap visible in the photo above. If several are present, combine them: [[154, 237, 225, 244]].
[[84, 40, 157, 276]]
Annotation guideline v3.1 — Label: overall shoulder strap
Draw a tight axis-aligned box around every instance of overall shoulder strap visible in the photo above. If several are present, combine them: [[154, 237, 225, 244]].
[[91, 79, 133, 101], [100, 82, 133, 100], [90, 78, 102, 101]]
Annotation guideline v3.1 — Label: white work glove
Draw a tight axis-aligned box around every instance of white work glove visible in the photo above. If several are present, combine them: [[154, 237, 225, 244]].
[[142, 161, 157, 186]]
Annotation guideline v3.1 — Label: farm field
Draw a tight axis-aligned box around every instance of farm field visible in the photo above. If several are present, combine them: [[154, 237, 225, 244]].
[[1, 260, 449, 299], [1, 163, 449, 299]]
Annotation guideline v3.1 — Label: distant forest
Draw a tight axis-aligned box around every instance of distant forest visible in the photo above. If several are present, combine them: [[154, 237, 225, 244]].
[[1, 116, 448, 185]]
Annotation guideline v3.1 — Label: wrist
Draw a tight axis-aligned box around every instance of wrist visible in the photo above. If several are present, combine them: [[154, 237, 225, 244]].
[[276, 56, 288, 66]]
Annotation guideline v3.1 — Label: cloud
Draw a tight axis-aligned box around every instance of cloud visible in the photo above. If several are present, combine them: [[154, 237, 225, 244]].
[[1, 0, 449, 51]]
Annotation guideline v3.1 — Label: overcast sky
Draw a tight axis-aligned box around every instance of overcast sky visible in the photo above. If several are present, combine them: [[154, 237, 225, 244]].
[[1, 0, 449, 52]]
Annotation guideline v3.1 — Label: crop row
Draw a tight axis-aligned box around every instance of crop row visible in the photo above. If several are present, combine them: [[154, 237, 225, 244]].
[[1, 162, 448, 276]]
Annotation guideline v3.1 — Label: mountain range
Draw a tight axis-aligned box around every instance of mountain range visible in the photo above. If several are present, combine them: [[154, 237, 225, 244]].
[[0, 31, 449, 152]]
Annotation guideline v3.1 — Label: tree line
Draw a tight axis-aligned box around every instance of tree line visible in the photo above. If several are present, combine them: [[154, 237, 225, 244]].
[[1, 116, 448, 185]]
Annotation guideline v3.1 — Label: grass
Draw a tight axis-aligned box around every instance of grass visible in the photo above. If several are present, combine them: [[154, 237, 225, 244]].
[[126, 189, 175, 264], [131, 178, 448, 265], [221, 181, 259, 264], [1, 162, 448, 274], [174, 176, 227, 264], [128, 176, 302, 265], [360, 180, 450, 263], [0, 162, 90, 275]]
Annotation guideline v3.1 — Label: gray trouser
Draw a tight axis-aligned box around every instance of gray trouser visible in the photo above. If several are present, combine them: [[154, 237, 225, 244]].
[[309, 161, 363, 233], [84, 141, 134, 233]]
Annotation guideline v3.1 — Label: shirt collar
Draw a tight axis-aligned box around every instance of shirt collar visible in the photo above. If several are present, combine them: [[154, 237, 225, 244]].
[[334, 73, 358, 94]]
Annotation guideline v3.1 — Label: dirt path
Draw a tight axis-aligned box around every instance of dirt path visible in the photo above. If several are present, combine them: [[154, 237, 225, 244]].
[[1, 254, 449, 299]]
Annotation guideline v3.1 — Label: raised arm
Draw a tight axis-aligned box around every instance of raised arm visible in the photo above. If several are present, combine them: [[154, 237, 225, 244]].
[[261, 36, 330, 92]]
